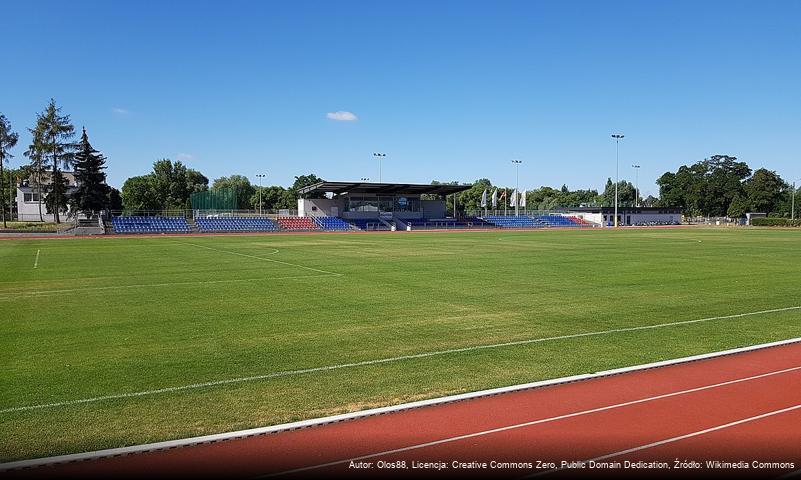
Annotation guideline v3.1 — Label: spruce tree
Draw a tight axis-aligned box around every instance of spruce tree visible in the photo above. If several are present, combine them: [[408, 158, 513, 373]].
[[0, 115, 19, 228], [71, 128, 110, 215]]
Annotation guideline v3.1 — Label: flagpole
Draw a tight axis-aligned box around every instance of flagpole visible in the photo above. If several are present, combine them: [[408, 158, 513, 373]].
[[512, 160, 522, 217]]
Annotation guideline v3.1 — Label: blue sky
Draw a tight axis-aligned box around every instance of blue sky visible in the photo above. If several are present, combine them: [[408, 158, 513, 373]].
[[3, 0, 800, 196]]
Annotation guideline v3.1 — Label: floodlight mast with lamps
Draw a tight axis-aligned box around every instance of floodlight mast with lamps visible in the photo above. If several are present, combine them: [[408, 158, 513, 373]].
[[611, 134, 625, 227]]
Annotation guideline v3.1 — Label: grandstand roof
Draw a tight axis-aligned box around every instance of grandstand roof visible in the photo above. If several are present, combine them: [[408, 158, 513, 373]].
[[298, 181, 473, 196]]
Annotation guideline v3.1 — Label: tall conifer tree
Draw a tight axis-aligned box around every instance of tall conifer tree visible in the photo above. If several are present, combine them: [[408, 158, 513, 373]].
[[71, 128, 110, 215]]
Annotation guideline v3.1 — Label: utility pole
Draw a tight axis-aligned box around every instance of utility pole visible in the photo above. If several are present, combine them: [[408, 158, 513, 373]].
[[611, 134, 624, 227], [632, 164, 641, 207]]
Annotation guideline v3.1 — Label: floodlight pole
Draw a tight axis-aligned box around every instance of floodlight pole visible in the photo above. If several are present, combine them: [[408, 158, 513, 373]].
[[512, 160, 522, 217], [793, 179, 799, 221], [611, 134, 624, 227], [373, 152, 386, 183], [256, 173, 266, 215], [632, 164, 641, 207]]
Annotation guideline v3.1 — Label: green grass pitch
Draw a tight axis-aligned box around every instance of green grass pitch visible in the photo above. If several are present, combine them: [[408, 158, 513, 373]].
[[1, 227, 800, 461]]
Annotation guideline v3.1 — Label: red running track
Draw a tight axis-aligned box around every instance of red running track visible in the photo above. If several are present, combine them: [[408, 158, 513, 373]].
[[8, 342, 801, 479]]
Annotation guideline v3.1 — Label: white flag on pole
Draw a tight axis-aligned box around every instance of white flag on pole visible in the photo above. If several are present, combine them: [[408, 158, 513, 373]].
[[491, 189, 498, 208], [480, 189, 488, 208], [519, 190, 526, 208], [510, 189, 517, 207]]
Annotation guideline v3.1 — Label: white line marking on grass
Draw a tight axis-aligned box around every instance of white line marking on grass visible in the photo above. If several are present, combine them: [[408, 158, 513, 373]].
[[33, 249, 40, 269], [260, 368, 801, 478], [1, 307, 799, 415], [177, 241, 343, 276], [0, 273, 336, 299], [1, 338, 799, 472], [527, 404, 801, 478]]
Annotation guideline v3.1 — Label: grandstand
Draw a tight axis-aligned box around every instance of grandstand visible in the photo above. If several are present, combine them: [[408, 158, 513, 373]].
[[106, 181, 616, 235]]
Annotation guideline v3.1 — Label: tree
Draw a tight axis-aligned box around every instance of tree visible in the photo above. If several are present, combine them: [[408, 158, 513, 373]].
[[457, 178, 493, 213], [24, 127, 47, 222], [642, 195, 658, 207], [292, 173, 325, 199], [744, 168, 787, 215], [71, 128, 110, 215], [107, 187, 123, 211], [249, 185, 295, 211], [657, 155, 752, 217], [121, 175, 160, 211], [212, 175, 255, 210], [44, 171, 70, 218], [0, 114, 19, 228], [121, 159, 208, 211], [700, 155, 751, 216], [31, 99, 76, 223], [727, 194, 749, 218], [600, 178, 636, 207]]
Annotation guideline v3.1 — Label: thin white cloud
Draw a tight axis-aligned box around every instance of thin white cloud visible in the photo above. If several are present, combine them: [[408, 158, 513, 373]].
[[326, 111, 358, 121], [176, 153, 193, 161], [111, 107, 130, 115]]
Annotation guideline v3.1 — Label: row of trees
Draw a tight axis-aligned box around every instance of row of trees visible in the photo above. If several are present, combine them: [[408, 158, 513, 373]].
[[120, 168, 324, 212], [656, 155, 796, 217], [0, 101, 116, 225], [431, 178, 650, 216]]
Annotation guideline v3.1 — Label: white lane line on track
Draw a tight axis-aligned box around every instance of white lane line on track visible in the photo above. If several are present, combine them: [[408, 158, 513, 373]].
[[176, 241, 343, 276], [33, 249, 40, 269], [0, 273, 335, 299], [259, 366, 801, 478], [1, 307, 799, 414], [526, 404, 801, 478], [2, 338, 798, 472]]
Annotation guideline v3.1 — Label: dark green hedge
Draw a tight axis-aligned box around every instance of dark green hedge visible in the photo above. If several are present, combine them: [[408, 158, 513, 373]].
[[751, 218, 801, 227]]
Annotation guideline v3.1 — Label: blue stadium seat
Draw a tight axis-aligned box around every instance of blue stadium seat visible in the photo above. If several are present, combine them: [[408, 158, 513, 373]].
[[312, 216, 353, 231], [195, 217, 279, 233], [112, 216, 190, 234], [482, 216, 543, 228]]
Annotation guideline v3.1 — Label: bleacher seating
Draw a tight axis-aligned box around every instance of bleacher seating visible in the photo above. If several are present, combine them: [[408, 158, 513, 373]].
[[567, 216, 593, 226], [196, 217, 279, 232], [276, 216, 320, 231], [112, 216, 190, 234], [312, 216, 353, 231], [533, 215, 582, 227], [482, 216, 543, 228]]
